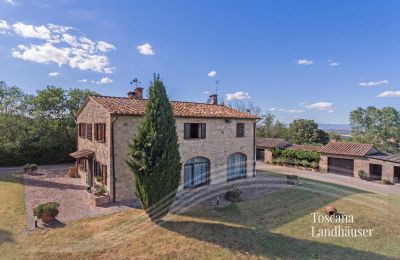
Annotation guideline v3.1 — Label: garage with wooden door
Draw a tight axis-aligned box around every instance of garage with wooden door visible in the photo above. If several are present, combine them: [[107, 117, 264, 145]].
[[327, 157, 354, 176]]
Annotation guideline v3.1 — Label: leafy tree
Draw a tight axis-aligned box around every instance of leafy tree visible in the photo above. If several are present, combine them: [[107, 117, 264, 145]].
[[0, 81, 97, 166], [350, 106, 400, 152], [288, 119, 329, 145], [126, 74, 181, 221], [256, 113, 288, 139]]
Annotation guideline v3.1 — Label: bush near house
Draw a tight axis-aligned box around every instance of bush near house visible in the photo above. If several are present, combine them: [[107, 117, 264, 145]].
[[225, 188, 242, 202], [271, 148, 320, 169]]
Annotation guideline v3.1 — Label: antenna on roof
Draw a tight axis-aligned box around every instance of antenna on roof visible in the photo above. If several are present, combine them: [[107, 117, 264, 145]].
[[130, 77, 141, 86], [215, 80, 220, 95]]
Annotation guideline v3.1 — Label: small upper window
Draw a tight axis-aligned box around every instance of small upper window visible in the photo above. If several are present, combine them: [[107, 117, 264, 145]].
[[236, 123, 245, 137], [184, 123, 206, 139]]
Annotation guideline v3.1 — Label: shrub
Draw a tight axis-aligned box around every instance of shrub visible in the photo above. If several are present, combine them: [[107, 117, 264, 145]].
[[358, 170, 366, 180], [300, 160, 309, 167], [310, 161, 319, 169], [94, 184, 107, 196], [95, 176, 102, 183], [33, 202, 60, 219], [382, 178, 393, 185], [68, 167, 79, 178], [225, 188, 242, 202]]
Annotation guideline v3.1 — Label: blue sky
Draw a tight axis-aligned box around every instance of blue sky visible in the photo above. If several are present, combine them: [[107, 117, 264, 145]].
[[1, 0, 400, 124]]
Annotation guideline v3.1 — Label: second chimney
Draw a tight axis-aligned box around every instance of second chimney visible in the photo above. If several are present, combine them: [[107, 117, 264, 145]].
[[208, 94, 218, 105], [128, 87, 144, 100]]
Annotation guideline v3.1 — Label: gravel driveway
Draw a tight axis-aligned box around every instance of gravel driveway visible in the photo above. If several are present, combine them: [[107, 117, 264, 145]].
[[257, 162, 400, 196]]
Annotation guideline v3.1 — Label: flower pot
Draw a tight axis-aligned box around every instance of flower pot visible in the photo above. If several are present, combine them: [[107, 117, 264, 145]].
[[41, 213, 55, 224]]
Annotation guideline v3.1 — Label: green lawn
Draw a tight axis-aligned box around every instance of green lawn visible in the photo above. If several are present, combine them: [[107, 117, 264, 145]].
[[0, 171, 399, 259]]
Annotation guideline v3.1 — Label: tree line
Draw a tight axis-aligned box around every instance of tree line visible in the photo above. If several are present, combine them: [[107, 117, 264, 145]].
[[256, 108, 400, 153], [0, 81, 96, 166]]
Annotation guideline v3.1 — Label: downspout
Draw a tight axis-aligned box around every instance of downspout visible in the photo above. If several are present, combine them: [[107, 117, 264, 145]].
[[253, 119, 261, 177], [111, 116, 119, 203]]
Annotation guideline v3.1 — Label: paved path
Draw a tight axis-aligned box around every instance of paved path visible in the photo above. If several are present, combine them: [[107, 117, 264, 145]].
[[24, 165, 134, 231], [257, 162, 400, 196]]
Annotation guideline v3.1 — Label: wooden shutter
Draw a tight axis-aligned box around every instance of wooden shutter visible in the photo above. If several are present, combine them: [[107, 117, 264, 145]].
[[102, 165, 107, 185], [200, 123, 206, 139], [237, 123, 244, 137], [87, 124, 92, 140], [94, 123, 98, 141], [103, 124, 106, 143], [184, 123, 190, 139], [82, 123, 87, 139]]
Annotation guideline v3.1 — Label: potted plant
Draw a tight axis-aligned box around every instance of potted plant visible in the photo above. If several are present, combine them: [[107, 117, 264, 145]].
[[92, 184, 110, 206], [358, 170, 367, 180], [67, 166, 79, 178], [23, 164, 38, 175], [33, 202, 60, 224]]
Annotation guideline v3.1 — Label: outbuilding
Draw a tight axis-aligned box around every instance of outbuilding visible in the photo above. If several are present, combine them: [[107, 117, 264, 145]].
[[319, 142, 400, 183]]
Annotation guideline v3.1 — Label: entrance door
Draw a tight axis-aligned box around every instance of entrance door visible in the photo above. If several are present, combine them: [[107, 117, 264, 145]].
[[369, 164, 382, 180], [394, 166, 400, 183], [328, 158, 354, 176]]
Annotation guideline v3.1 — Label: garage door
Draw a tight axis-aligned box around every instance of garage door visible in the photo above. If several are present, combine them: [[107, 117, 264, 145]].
[[328, 158, 354, 176]]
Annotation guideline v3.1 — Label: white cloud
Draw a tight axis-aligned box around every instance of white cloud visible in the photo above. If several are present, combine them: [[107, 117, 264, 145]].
[[226, 91, 251, 101], [97, 41, 115, 52], [12, 22, 51, 40], [78, 79, 87, 83], [359, 80, 389, 87], [48, 72, 59, 77], [12, 43, 70, 66], [297, 59, 313, 65], [268, 107, 304, 114], [137, 43, 155, 55], [328, 59, 339, 66], [378, 90, 400, 98], [203, 91, 210, 94], [207, 70, 217, 78], [4, 0, 17, 5], [96, 77, 113, 84], [0, 20, 10, 30], [2, 20, 115, 73], [305, 102, 335, 112]]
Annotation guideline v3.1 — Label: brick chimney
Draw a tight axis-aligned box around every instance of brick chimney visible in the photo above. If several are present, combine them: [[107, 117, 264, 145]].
[[207, 94, 218, 105], [128, 87, 144, 100]]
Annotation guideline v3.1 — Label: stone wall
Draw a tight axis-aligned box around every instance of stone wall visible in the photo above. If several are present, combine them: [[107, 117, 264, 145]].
[[112, 116, 256, 201], [76, 99, 112, 195], [264, 149, 273, 164]]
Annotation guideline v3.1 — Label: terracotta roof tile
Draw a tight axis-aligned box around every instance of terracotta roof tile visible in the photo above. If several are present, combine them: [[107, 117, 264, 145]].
[[319, 142, 375, 157], [256, 138, 290, 149], [89, 96, 258, 119], [70, 149, 95, 159]]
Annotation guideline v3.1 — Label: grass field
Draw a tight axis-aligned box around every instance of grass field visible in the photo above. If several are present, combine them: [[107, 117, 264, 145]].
[[0, 171, 399, 259]]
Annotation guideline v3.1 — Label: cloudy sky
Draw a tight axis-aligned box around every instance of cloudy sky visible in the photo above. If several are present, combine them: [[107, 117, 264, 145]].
[[1, 0, 400, 124]]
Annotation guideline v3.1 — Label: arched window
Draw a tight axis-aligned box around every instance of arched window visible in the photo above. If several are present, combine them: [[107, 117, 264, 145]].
[[227, 153, 247, 181], [183, 157, 210, 189]]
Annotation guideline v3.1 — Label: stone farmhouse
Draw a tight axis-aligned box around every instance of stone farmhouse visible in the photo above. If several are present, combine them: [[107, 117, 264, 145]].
[[70, 87, 258, 203]]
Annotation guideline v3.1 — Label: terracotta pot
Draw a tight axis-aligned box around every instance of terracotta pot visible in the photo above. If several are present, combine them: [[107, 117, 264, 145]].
[[41, 213, 55, 224], [324, 205, 337, 216]]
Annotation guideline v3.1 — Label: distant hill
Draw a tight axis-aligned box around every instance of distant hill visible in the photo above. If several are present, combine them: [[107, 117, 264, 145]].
[[319, 124, 352, 135]]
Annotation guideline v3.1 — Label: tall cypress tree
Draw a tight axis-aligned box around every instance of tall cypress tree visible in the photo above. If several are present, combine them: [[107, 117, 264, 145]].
[[126, 74, 181, 221]]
